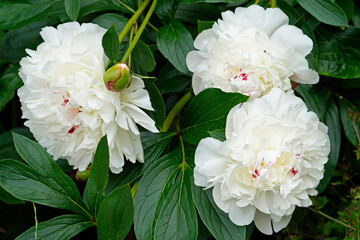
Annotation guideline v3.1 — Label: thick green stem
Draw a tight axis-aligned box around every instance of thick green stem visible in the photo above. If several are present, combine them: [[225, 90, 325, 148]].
[[121, 0, 157, 63], [254, 0, 260, 4], [118, 0, 150, 45], [271, 0, 277, 8], [307, 207, 356, 231], [116, 0, 158, 31], [161, 91, 191, 132]]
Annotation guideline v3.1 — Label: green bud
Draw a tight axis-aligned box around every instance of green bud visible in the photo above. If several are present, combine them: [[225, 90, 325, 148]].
[[104, 63, 132, 92]]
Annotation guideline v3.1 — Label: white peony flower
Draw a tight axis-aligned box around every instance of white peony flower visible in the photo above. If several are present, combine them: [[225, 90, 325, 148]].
[[186, 5, 319, 100], [194, 88, 330, 235], [18, 22, 158, 173]]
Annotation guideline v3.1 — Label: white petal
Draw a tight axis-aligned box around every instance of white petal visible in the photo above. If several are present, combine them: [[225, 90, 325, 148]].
[[212, 184, 231, 212], [272, 214, 292, 233], [272, 25, 312, 56], [254, 210, 273, 235], [228, 204, 256, 226]]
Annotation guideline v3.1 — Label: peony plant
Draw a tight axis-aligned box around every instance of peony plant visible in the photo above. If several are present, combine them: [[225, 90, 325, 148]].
[[0, 0, 359, 239]]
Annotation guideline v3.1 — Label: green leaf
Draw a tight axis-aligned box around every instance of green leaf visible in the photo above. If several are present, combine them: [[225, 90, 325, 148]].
[[336, 26, 360, 52], [65, 0, 80, 21], [156, 0, 179, 23], [175, 2, 221, 23], [134, 149, 198, 240], [157, 19, 194, 75], [181, 0, 247, 2], [336, 0, 354, 21], [193, 187, 246, 240], [318, 42, 360, 79], [16, 214, 94, 240], [144, 82, 166, 127], [157, 63, 190, 94], [295, 84, 330, 121], [0, 72, 23, 112], [0, 128, 33, 160], [92, 13, 128, 31], [97, 185, 134, 240], [133, 40, 156, 73], [339, 98, 360, 147], [85, 136, 109, 216], [0, 19, 55, 62], [0, 186, 24, 205], [105, 131, 176, 194], [181, 88, 248, 145], [0, 0, 58, 30], [353, 1, 360, 27], [296, 0, 348, 26], [102, 24, 120, 63], [0, 160, 89, 216], [12, 133, 90, 217], [316, 97, 341, 194], [197, 20, 214, 34]]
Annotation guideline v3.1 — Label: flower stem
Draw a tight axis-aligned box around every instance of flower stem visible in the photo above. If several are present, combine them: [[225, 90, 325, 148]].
[[121, 0, 158, 63], [33, 202, 38, 240], [161, 91, 192, 132], [128, 23, 137, 68], [116, 0, 158, 31], [271, 0, 277, 8], [254, 0, 260, 4], [307, 207, 356, 230], [175, 117, 187, 165], [118, 0, 150, 45]]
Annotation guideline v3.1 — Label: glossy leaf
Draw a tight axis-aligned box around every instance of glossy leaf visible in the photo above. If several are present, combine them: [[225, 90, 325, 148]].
[[0, 72, 23, 111], [85, 136, 109, 216], [296, 0, 348, 26], [339, 98, 359, 147], [0, 160, 89, 216], [92, 13, 128, 30], [175, 2, 221, 23], [198, 20, 214, 34], [0, 19, 55, 62], [318, 42, 360, 79], [97, 185, 134, 240], [133, 40, 156, 73], [181, 88, 248, 145], [0, 186, 24, 205], [157, 63, 190, 94], [65, 0, 80, 21], [16, 214, 94, 240], [0, 0, 58, 30], [157, 19, 194, 75], [102, 24, 120, 63], [134, 149, 198, 240], [295, 84, 330, 121], [156, 0, 179, 23], [193, 187, 246, 240], [316, 97, 341, 194], [336, 0, 354, 21], [12, 133, 90, 217], [105, 131, 176, 194], [144, 82, 166, 127]]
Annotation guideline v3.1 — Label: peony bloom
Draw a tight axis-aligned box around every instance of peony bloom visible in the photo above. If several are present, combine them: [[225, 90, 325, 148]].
[[18, 22, 158, 173], [186, 5, 319, 99], [194, 89, 330, 235]]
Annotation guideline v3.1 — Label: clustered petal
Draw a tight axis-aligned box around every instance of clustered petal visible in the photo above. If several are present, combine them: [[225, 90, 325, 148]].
[[18, 22, 158, 173], [194, 89, 330, 234], [186, 5, 319, 100]]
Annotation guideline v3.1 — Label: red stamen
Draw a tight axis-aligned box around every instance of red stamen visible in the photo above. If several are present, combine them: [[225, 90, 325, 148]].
[[290, 167, 298, 176], [68, 125, 77, 134]]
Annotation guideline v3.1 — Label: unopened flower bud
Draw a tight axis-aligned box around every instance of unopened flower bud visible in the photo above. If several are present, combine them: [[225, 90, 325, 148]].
[[104, 63, 132, 92]]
